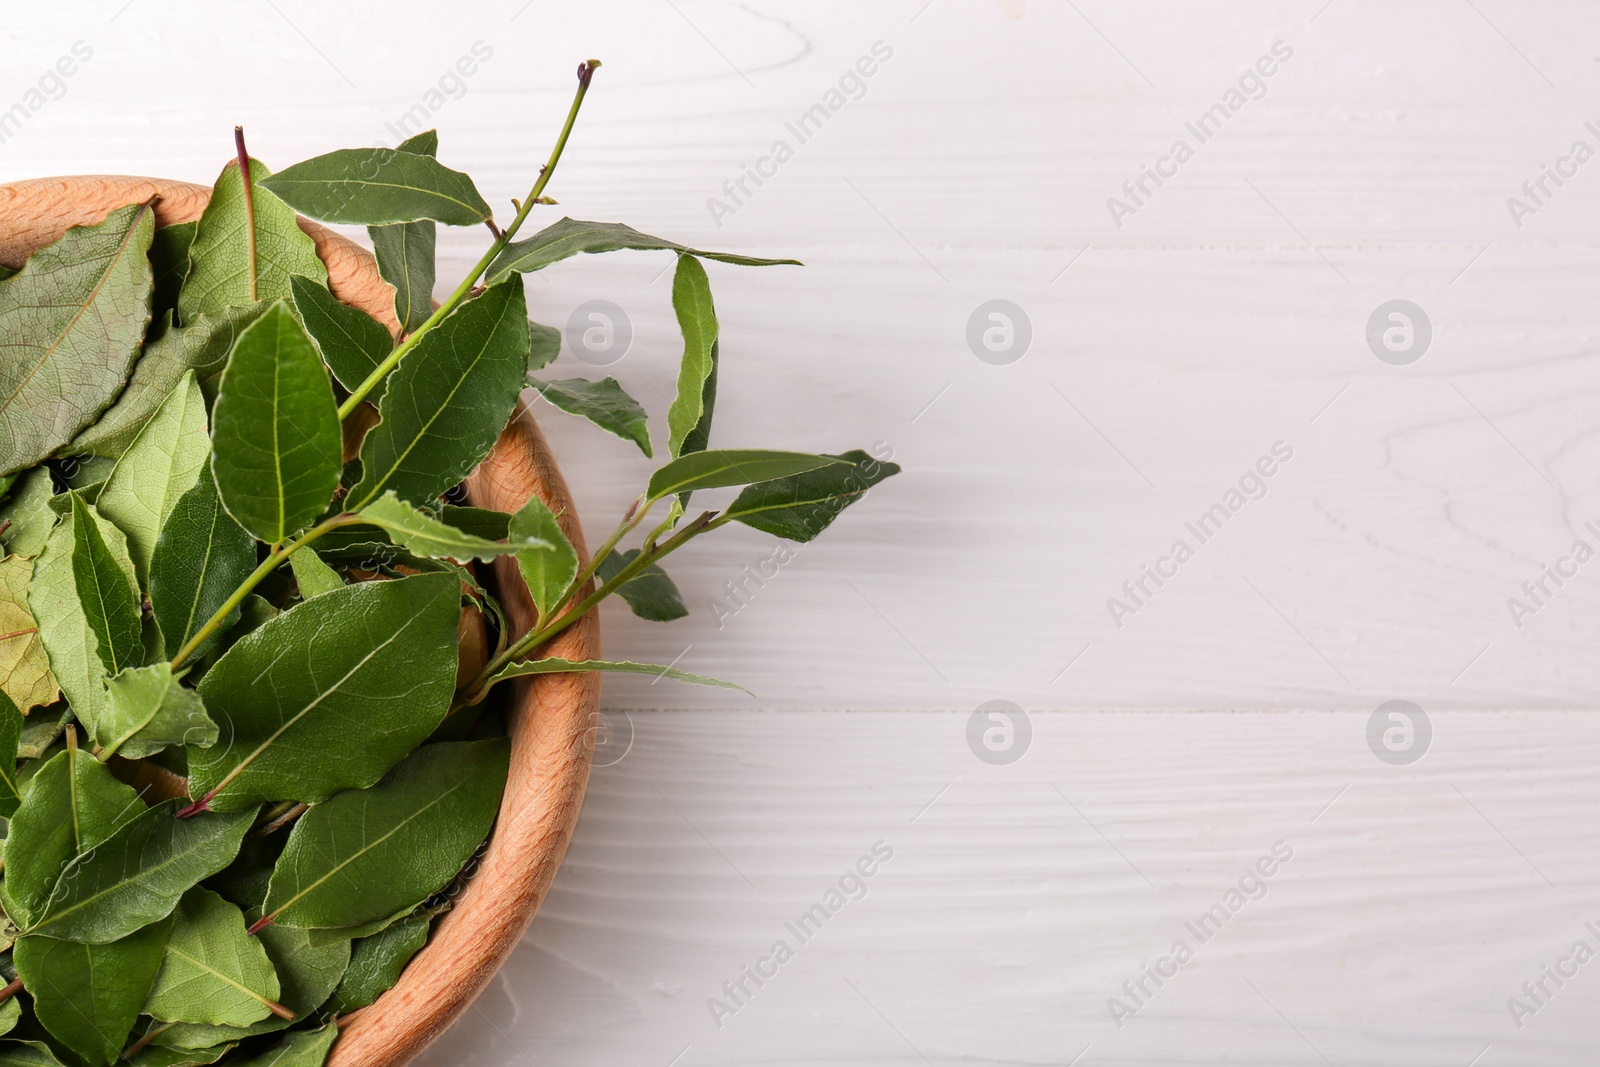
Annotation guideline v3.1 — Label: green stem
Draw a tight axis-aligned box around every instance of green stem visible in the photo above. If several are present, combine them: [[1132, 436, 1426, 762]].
[[459, 511, 720, 705], [167, 515, 353, 671], [336, 59, 602, 419], [540, 494, 650, 628]]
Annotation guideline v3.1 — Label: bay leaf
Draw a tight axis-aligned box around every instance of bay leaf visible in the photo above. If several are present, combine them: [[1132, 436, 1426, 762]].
[[0, 1042, 64, 1067], [261, 147, 491, 226], [28, 799, 254, 943], [28, 506, 115, 731], [531, 377, 651, 457], [17, 705, 67, 760], [0, 691, 21, 816], [96, 371, 208, 584], [326, 914, 429, 1013], [0, 202, 156, 475], [223, 1024, 335, 1067], [438, 505, 509, 541], [260, 739, 507, 931], [71, 304, 269, 458], [349, 278, 529, 510], [369, 129, 439, 335], [509, 495, 576, 619], [125, 1041, 235, 1067], [151, 917, 348, 1049], [597, 549, 686, 622], [528, 319, 560, 371], [288, 274, 392, 399], [100, 664, 216, 760], [188, 572, 460, 812], [150, 221, 196, 327], [1, 745, 144, 930], [493, 656, 748, 693], [644, 450, 845, 501], [210, 301, 341, 545], [149, 469, 256, 664], [358, 492, 550, 562], [69, 492, 142, 677], [179, 158, 326, 322], [14, 919, 171, 1066], [725, 449, 901, 541], [0, 467, 56, 559], [145, 888, 282, 1027], [485, 217, 800, 285], [0, 555, 57, 712], [666, 255, 718, 461], [287, 548, 342, 599]]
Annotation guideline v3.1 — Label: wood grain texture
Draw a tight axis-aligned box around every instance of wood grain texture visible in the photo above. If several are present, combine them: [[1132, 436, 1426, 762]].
[[0, 176, 599, 1067]]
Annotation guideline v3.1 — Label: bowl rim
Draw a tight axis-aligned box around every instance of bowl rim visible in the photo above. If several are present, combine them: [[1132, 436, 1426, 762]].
[[0, 174, 601, 1067]]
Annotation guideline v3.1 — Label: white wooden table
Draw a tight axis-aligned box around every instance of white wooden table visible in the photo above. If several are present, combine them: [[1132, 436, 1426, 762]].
[[10, 0, 1600, 1061]]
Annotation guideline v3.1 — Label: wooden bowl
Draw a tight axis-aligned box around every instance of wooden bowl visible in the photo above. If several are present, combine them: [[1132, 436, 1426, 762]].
[[0, 176, 600, 1067]]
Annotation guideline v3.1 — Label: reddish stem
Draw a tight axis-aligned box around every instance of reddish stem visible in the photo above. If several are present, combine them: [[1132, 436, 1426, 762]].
[[234, 126, 259, 301], [174, 796, 211, 819], [0, 976, 21, 1005]]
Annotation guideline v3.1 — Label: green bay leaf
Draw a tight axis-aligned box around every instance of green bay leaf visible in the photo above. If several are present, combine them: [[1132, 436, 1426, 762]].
[[1, 745, 144, 929], [597, 549, 686, 622], [0, 467, 56, 558], [97, 371, 209, 584], [509, 495, 576, 619], [179, 158, 326, 322], [493, 656, 749, 694], [349, 278, 530, 510], [28, 799, 253, 943], [28, 507, 114, 730], [485, 216, 800, 285], [725, 449, 901, 542], [369, 129, 440, 335], [532, 377, 651, 458], [0, 1042, 67, 1066], [149, 468, 256, 663], [289, 274, 393, 399], [287, 548, 343, 599], [358, 492, 550, 562], [210, 301, 341, 544], [69, 492, 142, 676], [100, 664, 216, 760], [145, 888, 282, 1027], [224, 1024, 336, 1067], [326, 914, 429, 1014], [150, 221, 196, 327], [645, 450, 846, 501], [261, 739, 508, 930], [0, 691, 20, 817], [0, 203, 156, 474], [151, 918, 348, 1049], [189, 572, 461, 812], [666, 255, 718, 462], [72, 303, 270, 458], [261, 147, 491, 226], [14, 919, 171, 1067]]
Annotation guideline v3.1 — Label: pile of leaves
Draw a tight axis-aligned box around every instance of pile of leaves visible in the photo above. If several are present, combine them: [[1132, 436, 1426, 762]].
[[0, 62, 897, 1067]]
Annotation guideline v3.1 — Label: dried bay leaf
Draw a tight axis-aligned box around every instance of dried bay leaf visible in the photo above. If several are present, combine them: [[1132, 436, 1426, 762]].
[[0, 203, 155, 474], [179, 158, 325, 322]]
